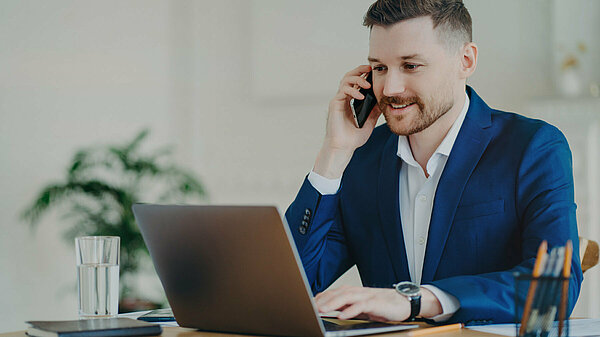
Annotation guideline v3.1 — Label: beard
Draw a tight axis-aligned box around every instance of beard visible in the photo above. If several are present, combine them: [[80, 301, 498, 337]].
[[378, 88, 454, 136]]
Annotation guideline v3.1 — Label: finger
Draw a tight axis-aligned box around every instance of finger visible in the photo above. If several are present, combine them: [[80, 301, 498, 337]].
[[318, 289, 370, 313], [343, 75, 372, 90], [314, 290, 336, 309], [332, 88, 362, 103], [345, 65, 372, 78], [315, 287, 349, 308], [341, 86, 365, 100], [315, 287, 349, 310], [332, 90, 351, 103], [338, 302, 368, 320]]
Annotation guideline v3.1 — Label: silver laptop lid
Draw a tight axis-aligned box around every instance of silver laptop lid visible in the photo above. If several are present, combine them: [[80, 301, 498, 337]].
[[133, 204, 325, 337]]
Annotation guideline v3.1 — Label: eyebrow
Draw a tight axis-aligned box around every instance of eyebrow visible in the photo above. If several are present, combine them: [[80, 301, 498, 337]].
[[368, 54, 425, 63]]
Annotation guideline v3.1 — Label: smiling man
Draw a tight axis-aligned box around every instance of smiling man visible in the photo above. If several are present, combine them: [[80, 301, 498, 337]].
[[285, 0, 582, 324]]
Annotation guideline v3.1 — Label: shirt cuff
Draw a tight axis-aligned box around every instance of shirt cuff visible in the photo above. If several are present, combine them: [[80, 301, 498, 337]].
[[421, 285, 460, 322], [307, 170, 342, 195]]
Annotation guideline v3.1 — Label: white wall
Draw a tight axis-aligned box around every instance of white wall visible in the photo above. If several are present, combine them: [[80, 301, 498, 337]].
[[1, 1, 178, 331], [1, 0, 598, 332]]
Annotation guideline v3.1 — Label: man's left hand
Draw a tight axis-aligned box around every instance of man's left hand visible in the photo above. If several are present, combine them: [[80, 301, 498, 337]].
[[314, 285, 442, 322], [315, 286, 410, 322]]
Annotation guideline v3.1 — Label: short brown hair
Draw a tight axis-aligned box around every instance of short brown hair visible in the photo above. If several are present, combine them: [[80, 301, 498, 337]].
[[363, 0, 472, 52]]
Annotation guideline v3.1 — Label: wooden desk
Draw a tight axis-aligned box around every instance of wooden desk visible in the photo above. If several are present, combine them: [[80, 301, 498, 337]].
[[0, 323, 504, 337]]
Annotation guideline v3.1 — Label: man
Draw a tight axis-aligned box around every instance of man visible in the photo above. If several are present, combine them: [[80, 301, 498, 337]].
[[284, 0, 582, 325]]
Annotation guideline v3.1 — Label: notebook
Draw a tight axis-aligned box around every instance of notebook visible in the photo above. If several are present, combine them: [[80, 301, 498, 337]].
[[26, 318, 162, 337]]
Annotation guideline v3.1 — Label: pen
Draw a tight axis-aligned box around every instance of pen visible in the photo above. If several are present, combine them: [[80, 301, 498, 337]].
[[539, 247, 565, 335], [407, 323, 463, 337], [527, 247, 558, 335], [558, 240, 573, 337], [519, 240, 548, 336]]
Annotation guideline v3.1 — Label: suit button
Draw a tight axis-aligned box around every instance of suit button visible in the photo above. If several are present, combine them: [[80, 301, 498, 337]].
[[299, 226, 307, 234], [303, 215, 310, 221], [301, 220, 308, 227], [304, 208, 311, 216]]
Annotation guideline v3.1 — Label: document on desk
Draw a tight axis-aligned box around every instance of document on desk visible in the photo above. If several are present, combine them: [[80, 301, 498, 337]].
[[119, 310, 180, 327], [466, 318, 600, 337]]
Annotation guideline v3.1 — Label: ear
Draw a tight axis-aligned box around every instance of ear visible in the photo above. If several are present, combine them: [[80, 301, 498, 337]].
[[459, 42, 477, 79]]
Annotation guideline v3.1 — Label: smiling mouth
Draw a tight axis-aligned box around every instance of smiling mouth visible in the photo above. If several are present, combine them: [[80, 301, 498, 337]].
[[390, 103, 415, 109]]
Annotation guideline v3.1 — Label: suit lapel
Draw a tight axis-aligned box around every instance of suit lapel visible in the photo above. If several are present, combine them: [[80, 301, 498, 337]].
[[421, 87, 493, 283], [377, 133, 411, 281]]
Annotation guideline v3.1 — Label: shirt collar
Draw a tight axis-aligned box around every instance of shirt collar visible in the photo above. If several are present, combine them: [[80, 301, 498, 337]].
[[396, 91, 470, 166]]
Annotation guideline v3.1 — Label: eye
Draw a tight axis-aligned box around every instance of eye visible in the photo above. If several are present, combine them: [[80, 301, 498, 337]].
[[404, 64, 421, 71], [372, 65, 387, 72]]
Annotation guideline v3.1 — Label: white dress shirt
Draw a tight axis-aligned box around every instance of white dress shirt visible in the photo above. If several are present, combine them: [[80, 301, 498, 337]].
[[307, 92, 469, 322]]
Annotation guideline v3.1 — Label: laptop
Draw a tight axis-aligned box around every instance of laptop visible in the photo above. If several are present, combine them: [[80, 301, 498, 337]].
[[133, 204, 418, 337]]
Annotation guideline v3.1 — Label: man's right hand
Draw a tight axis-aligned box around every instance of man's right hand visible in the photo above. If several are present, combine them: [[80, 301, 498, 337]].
[[313, 65, 382, 179]]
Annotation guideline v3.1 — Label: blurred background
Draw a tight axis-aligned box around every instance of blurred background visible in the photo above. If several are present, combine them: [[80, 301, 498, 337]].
[[1, 0, 599, 332]]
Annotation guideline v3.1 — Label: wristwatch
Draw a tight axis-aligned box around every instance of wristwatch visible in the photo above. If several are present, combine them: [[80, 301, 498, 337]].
[[393, 281, 421, 321]]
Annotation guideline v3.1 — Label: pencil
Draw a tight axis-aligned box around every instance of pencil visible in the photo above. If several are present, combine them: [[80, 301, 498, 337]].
[[406, 323, 463, 337], [519, 240, 548, 336], [539, 247, 565, 334], [527, 248, 557, 335], [558, 240, 573, 337]]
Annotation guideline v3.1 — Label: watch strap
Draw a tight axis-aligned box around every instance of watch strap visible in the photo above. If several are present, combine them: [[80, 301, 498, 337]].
[[408, 294, 421, 321]]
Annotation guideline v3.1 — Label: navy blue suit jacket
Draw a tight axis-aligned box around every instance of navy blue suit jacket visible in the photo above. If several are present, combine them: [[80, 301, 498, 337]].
[[285, 87, 582, 324]]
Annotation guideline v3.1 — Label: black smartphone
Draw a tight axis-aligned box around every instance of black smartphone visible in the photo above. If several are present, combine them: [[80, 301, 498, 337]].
[[350, 72, 377, 128], [137, 308, 176, 322]]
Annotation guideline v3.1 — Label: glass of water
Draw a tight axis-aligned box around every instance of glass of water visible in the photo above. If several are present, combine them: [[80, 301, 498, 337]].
[[75, 236, 120, 319]]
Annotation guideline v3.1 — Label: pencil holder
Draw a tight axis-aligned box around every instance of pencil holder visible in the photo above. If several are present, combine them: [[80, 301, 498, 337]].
[[513, 273, 570, 337]]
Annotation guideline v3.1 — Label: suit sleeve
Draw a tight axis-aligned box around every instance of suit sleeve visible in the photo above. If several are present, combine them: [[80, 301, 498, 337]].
[[285, 177, 353, 294], [430, 123, 583, 324]]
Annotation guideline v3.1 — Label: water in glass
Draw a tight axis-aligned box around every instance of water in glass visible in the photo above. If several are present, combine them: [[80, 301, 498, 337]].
[[77, 263, 119, 318]]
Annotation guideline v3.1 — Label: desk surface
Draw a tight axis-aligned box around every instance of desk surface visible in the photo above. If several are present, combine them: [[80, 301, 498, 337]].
[[0, 325, 504, 337]]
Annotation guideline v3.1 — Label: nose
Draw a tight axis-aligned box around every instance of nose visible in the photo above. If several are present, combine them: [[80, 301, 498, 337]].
[[382, 70, 406, 97]]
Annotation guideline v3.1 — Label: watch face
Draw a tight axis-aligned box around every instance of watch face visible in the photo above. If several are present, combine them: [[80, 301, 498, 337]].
[[395, 282, 420, 296]]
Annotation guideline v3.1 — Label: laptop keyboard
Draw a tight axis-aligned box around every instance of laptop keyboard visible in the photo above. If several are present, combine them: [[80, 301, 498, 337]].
[[321, 319, 400, 332]]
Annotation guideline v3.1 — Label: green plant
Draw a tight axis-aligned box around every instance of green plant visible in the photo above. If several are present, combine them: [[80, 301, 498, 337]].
[[22, 129, 206, 299]]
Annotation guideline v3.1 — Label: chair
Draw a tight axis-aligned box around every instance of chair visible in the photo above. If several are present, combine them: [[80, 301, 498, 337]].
[[579, 237, 599, 273]]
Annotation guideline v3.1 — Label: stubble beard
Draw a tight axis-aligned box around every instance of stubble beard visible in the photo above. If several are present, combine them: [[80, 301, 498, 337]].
[[379, 90, 454, 136]]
